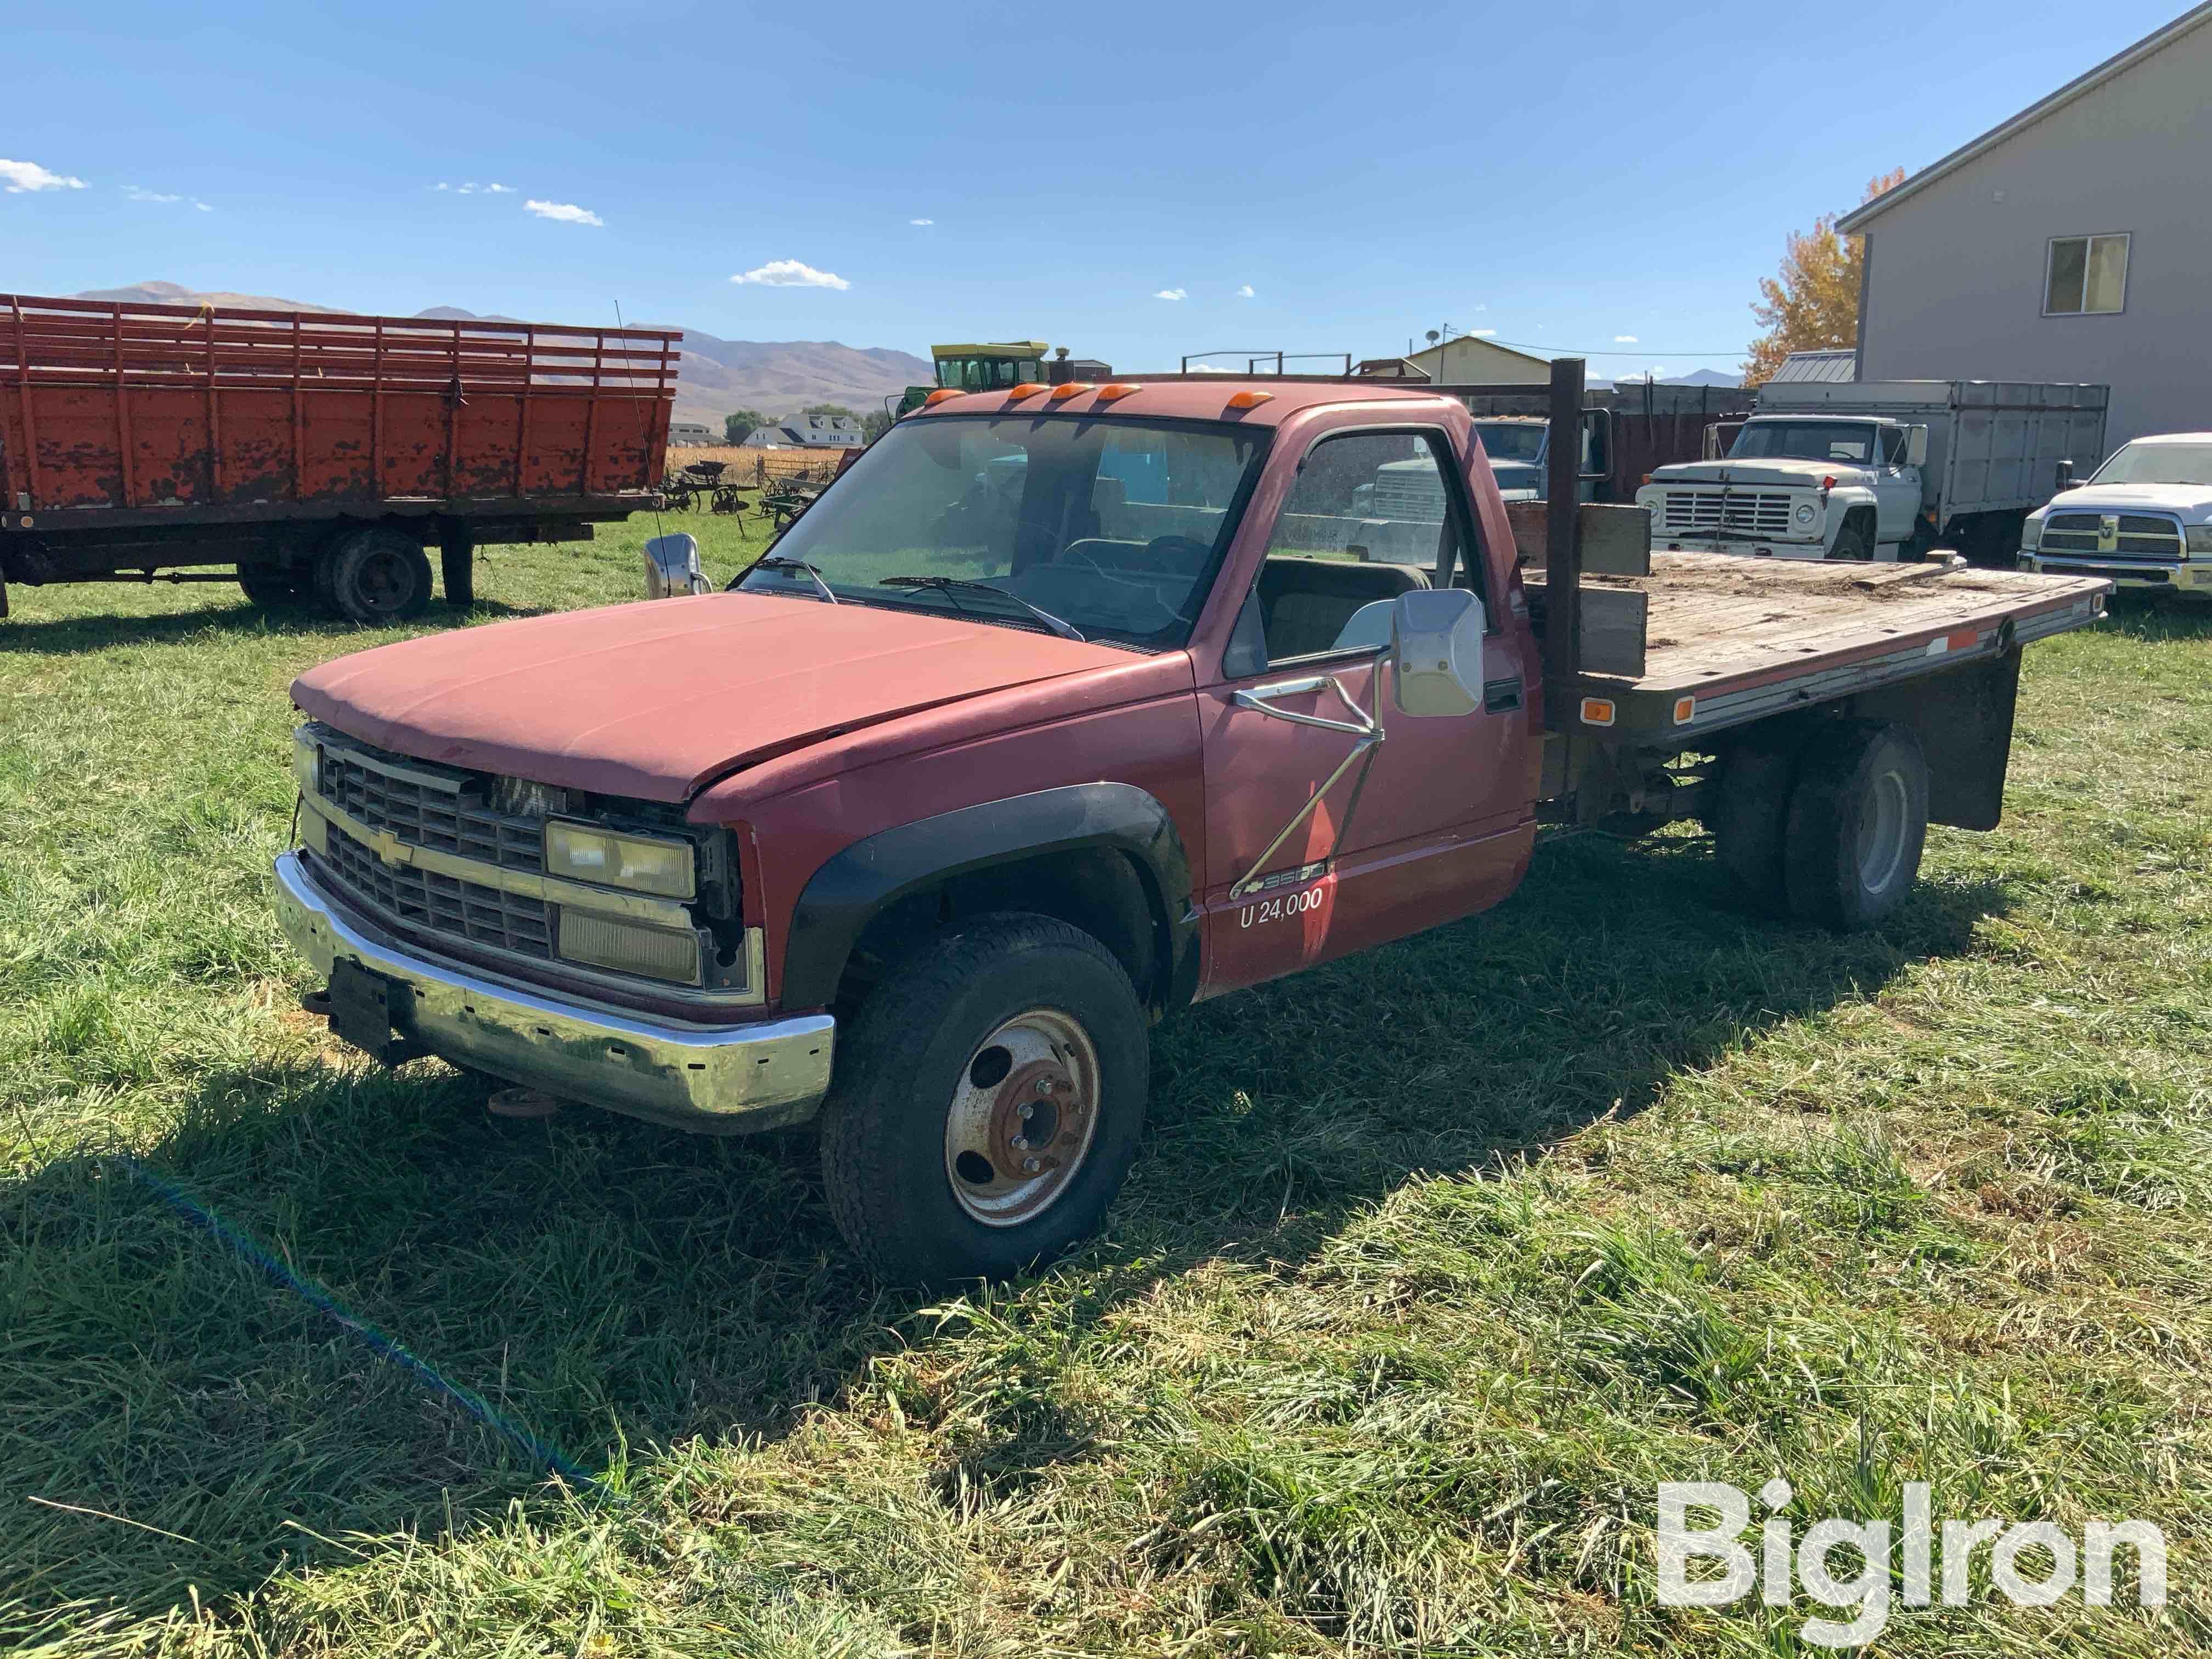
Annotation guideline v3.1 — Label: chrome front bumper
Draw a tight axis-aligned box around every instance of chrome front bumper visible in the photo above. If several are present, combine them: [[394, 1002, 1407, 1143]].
[[2021, 553, 2210, 590], [274, 853, 833, 1133]]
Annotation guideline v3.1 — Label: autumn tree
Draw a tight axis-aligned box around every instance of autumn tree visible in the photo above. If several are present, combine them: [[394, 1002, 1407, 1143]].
[[1741, 168, 1904, 387]]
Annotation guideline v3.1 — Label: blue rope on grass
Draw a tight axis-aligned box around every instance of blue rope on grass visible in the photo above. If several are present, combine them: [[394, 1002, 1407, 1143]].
[[115, 1154, 620, 1503]]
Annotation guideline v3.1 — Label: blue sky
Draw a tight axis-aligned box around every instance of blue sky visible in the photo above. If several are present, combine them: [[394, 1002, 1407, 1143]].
[[2, 0, 2187, 380]]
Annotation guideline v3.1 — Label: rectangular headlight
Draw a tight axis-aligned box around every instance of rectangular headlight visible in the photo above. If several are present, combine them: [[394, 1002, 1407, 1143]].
[[293, 727, 321, 795], [2019, 517, 2042, 550], [2187, 525, 2212, 554], [557, 910, 702, 984], [544, 821, 696, 899]]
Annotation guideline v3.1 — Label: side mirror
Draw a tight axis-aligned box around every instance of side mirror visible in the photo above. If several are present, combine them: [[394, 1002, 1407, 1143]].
[[1905, 425, 1929, 467], [1389, 587, 1486, 717], [2054, 459, 2076, 492], [643, 533, 709, 599]]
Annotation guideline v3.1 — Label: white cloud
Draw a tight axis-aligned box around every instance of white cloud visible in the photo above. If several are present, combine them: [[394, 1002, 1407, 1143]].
[[732, 259, 851, 290], [1613, 334, 1639, 343], [433, 182, 450, 191], [1235, 284, 1254, 298], [525, 199, 603, 226], [1187, 363, 1232, 372], [2, 158, 87, 194], [123, 184, 214, 211], [1153, 287, 1187, 301], [487, 182, 514, 193], [1468, 328, 1498, 338], [909, 217, 934, 225]]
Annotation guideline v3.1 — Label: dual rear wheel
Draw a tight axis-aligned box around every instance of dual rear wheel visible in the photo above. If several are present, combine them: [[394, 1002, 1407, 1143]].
[[1710, 719, 1930, 929], [238, 526, 456, 623]]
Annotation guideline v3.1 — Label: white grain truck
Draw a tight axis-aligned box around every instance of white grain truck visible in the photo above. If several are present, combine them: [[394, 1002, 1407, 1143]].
[[1638, 380, 2108, 563]]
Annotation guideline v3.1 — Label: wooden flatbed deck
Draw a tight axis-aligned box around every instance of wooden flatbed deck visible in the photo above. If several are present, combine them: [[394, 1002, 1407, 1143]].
[[1532, 551, 2111, 738]]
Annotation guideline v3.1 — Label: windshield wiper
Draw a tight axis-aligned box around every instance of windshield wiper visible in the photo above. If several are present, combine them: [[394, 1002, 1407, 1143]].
[[746, 555, 839, 604], [878, 576, 1086, 642]]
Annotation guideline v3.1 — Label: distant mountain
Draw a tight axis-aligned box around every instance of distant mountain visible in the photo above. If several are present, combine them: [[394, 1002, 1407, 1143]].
[[69, 284, 930, 428], [71, 279, 344, 313], [1660, 368, 1742, 388]]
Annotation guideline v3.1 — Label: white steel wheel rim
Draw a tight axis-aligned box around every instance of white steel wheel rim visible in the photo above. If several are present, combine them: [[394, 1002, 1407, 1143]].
[[941, 1007, 1102, 1228], [1858, 768, 1910, 892]]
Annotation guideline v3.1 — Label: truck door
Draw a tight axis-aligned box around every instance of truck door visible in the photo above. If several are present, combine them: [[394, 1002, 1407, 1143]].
[[1873, 426, 1922, 545], [1194, 427, 1534, 997]]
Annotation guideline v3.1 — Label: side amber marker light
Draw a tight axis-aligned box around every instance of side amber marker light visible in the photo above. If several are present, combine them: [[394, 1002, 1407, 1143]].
[[1581, 698, 1616, 727], [1226, 390, 1274, 409], [1672, 696, 1696, 725]]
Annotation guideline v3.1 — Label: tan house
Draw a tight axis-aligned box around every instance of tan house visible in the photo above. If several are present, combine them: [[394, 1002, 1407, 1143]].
[[1400, 335, 1551, 386]]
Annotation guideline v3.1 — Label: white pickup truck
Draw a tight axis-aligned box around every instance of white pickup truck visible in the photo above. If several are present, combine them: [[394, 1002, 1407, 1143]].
[[2019, 432, 2212, 600]]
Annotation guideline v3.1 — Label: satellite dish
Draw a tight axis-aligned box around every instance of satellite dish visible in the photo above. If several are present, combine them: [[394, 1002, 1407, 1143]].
[[1425, 330, 1441, 345]]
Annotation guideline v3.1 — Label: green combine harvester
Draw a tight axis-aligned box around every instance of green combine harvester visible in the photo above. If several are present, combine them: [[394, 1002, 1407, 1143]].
[[891, 341, 1071, 418]]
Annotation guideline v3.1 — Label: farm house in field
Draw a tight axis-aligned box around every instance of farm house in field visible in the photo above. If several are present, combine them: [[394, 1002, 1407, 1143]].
[[1840, 2, 2212, 453], [740, 413, 865, 449], [668, 421, 716, 446]]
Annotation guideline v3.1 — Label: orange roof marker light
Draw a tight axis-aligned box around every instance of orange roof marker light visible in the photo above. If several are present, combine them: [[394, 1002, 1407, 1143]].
[[1006, 382, 1051, 398], [1093, 382, 1145, 401], [1047, 382, 1095, 401], [1226, 390, 1274, 410], [921, 388, 962, 407]]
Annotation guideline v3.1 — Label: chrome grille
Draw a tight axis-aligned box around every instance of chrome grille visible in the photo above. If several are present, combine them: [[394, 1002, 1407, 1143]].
[[317, 821, 553, 959], [316, 730, 545, 873], [2042, 511, 2182, 561], [1372, 475, 1446, 520], [1660, 490, 1795, 535]]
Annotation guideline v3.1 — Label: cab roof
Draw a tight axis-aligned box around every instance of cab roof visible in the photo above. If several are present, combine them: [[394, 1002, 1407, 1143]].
[[908, 379, 1458, 428]]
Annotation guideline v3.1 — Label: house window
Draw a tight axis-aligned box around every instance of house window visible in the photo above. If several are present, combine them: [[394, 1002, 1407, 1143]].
[[2044, 234, 2129, 315]]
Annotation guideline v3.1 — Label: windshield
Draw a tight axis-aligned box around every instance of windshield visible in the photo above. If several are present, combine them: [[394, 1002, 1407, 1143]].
[[1729, 421, 1879, 464], [2089, 442, 2212, 487], [1469, 422, 1547, 465], [741, 414, 1264, 649]]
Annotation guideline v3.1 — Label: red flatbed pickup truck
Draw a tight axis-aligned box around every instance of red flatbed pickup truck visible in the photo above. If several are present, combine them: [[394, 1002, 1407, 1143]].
[[274, 365, 2109, 1280]]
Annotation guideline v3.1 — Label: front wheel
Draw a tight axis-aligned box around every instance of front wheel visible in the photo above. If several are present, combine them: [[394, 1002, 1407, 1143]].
[[1824, 522, 1871, 562], [817, 913, 1148, 1284]]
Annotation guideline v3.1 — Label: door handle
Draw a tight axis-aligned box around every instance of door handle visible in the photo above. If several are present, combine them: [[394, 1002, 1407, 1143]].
[[1483, 676, 1523, 714]]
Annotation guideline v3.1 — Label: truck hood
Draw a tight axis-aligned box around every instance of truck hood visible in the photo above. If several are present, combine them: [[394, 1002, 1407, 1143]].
[[2035, 483, 2212, 520], [291, 592, 1140, 802], [1649, 459, 1870, 489], [1487, 459, 1542, 496]]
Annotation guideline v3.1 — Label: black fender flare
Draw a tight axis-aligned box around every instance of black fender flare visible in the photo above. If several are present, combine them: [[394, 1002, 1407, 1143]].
[[781, 782, 1199, 1013]]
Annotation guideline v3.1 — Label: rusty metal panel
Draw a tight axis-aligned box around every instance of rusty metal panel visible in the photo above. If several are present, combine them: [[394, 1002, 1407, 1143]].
[[0, 291, 676, 517]]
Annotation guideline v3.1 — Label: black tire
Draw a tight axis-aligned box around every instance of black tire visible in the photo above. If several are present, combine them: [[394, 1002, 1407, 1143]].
[[1825, 520, 1871, 562], [325, 527, 433, 624], [236, 565, 301, 606], [1708, 722, 1802, 909], [817, 912, 1148, 1284], [1782, 720, 1929, 930]]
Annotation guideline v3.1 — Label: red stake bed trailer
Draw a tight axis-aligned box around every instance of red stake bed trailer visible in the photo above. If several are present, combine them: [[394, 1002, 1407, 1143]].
[[0, 291, 677, 622]]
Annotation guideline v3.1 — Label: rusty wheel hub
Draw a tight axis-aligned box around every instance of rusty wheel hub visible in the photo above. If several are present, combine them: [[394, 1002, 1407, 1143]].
[[942, 1008, 1101, 1227]]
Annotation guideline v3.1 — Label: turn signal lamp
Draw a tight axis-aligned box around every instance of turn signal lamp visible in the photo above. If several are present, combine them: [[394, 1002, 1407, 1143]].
[[1226, 390, 1274, 410], [1094, 383, 1144, 401], [1672, 696, 1696, 725], [1048, 382, 1094, 401], [922, 388, 962, 407], [1580, 697, 1616, 727]]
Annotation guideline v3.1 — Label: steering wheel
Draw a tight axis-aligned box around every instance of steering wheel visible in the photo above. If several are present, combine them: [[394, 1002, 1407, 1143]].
[[1143, 534, 1214, 573]]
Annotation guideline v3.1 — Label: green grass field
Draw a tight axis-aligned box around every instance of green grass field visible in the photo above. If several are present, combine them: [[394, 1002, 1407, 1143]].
[[2, 522, 2208, 1656]]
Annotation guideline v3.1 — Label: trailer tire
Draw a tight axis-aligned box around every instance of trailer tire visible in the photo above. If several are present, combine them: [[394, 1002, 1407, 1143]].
[[325, 528, 433, 624], [236, 565, 302, 606], [817, 912, 1148, 1285], [1708, 724, 1802, 907], [1782, 720, 1929, 930]]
